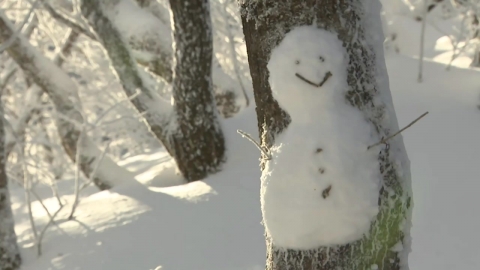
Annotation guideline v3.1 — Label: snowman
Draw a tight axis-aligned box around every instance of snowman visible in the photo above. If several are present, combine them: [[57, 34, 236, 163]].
[[261, 26, 382, 250]]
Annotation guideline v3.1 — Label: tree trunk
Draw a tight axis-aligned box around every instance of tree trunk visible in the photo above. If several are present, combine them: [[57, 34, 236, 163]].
[[0, 12, 136, 190], [0, 102, 21, 270], [81, 0, 225, 182], [240, 1, 412, 269], [470, 15, 480, 67], [167, 0, 226, 180]]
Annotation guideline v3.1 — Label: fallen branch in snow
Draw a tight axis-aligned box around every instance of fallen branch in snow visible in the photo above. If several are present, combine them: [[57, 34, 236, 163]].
[[295, 71, 332, 88], [367, 111, 429, 150], [237, 129, 272, 160]]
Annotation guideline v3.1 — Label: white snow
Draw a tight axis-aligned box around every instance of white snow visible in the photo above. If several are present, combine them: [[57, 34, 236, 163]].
[[14, 110, 266, 270], [261, 26, 381, 249]]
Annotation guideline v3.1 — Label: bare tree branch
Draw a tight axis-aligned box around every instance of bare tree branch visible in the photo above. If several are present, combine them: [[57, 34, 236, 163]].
[[368, 111, 429, 149]]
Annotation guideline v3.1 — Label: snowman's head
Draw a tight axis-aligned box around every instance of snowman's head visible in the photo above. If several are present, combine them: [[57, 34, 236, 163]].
[[268, 26, 348, 120]]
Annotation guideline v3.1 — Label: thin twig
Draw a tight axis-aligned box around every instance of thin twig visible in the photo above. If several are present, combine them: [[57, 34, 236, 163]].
[[36, 204, 65, 257], [39, 0, 97, 40], [88, 89, 142, 130], [8, 173, 53, 220], [80, 141, 112, 190], [318, 72, 332, 87], [418, 1, 428, 82], [68, 126, 85, 220], [295, 73, 319, 87], [221, 1, 249, 107], [24, 163, 38, 242], [367, 111, 429, 150], [237, 129, 272, 160], [0, 68, 17, 94]]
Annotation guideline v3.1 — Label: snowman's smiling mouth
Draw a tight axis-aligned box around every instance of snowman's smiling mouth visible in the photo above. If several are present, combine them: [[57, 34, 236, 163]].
[[295, 71, 333, 88]]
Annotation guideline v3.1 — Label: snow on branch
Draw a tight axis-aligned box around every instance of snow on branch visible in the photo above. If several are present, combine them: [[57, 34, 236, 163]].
[[80, 0, 173, 132], [0, 10, 83, 121], [0, 10, 136, 189]]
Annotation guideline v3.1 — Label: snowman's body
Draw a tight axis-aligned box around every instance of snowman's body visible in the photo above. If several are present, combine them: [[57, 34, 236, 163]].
[[261, 26, 382, 249]]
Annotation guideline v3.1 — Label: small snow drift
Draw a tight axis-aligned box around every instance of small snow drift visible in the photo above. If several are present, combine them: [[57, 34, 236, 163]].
[[261, 26, 382, 249]]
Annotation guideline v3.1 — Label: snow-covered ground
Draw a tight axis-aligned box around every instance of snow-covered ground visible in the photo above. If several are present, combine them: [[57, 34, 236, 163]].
[[11, 9, 480, 270]]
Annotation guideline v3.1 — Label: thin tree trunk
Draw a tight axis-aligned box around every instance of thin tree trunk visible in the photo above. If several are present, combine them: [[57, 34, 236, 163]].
[[0, 11, 135, 190], [81, 0, 226, 182], [470, 15, 480, 67], [0, 101, 21, 270], [418, 1, 428, 82], [240, 1, 412, 269]]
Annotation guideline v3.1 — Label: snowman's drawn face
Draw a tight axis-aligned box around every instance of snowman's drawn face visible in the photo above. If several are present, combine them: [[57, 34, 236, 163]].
[[294, 56, 333, 88], [268, 26, 347, 117]]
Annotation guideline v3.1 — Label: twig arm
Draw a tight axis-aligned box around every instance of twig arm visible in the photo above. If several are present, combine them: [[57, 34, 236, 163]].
[[237, 130, 272, 160], [368, 111, 429, 150]]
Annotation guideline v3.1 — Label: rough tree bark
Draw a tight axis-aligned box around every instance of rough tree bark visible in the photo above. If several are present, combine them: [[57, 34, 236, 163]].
[[81, 0, 225, 182], [0, 101, 21, 270], [240, 0, 412, 269], [167, 0, 226, 180], [0, 11, 136, 190]]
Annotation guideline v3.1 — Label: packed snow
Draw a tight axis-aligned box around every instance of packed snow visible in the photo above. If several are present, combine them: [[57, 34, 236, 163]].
[[261, 26, 381, 249]]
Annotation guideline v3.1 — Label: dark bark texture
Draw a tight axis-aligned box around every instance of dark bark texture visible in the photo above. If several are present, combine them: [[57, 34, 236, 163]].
[[241, 0, 411, 269], [0, 104, 21, 270], [168, 0, 226, 181]]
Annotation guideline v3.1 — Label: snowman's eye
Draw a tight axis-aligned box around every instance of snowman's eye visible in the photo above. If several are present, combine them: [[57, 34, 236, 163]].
[[295, 60, 300, 65], [319, 56, 325, 62]]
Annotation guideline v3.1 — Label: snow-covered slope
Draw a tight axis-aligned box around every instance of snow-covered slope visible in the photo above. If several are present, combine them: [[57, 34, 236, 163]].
[[12, 52, 480, 270], [387, 55, 480, 270], [13, 109, 266, 270]]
